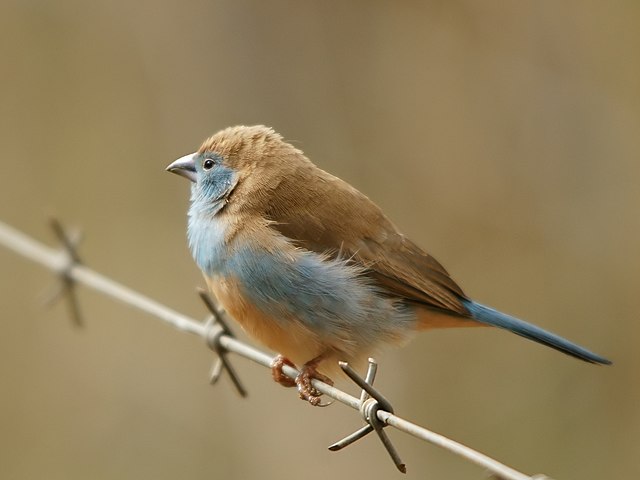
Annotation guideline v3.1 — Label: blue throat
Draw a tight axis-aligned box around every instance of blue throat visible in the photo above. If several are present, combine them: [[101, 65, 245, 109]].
[[187, 183, 232, 275]]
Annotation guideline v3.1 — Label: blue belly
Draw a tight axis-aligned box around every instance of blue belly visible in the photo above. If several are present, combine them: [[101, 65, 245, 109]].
[[226, 244, 417, 349]]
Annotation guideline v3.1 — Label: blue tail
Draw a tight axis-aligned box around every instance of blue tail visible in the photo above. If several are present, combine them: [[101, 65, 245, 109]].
[[462, 299, 611, 365]]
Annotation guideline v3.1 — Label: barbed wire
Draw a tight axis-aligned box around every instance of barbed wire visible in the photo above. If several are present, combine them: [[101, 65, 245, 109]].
[[0, 219, 552, 480]]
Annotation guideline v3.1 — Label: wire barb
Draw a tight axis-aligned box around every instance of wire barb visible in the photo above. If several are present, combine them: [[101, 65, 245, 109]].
[[198, 288, 248, 397], [45, 218, 84, 327], [329, 358, 407, 473]]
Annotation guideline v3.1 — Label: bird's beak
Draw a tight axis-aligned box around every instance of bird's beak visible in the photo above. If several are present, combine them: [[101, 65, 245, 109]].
[[166, 153, 197, 183]]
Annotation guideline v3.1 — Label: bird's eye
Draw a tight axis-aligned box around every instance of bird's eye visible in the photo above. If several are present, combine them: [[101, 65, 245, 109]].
[[203, 158, 215, 170]]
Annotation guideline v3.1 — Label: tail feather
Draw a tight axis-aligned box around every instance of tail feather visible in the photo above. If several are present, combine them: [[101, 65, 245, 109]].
[[462, 300, 612, 365]]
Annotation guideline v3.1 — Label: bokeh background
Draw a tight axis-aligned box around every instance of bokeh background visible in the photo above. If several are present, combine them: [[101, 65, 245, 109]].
[[1, 1, 638, 479]]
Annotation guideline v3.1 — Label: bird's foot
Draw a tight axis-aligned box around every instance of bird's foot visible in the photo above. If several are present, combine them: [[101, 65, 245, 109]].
[[271, 354, 297, 388], [295, 361, 334, 407], [270, 354, 334, 406]]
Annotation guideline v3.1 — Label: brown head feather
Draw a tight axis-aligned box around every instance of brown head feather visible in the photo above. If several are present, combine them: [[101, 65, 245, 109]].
[[198, 125, 301, 169]]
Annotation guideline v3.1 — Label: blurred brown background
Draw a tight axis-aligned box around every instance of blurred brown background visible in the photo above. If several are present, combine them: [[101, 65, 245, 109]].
[[1, 1, 638, 479]]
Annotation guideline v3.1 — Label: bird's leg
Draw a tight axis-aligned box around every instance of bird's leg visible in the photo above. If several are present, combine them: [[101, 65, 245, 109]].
[[271, 354, 297, 388], [295, 353, 334, 407]]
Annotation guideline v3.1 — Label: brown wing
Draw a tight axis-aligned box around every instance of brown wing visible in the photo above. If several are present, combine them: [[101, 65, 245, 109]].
[[263, 163, 469, 316]]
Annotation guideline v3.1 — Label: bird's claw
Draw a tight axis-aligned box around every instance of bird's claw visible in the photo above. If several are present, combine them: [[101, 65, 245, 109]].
[[271, 355, 297, 387], [271, 354, 334, 406], [295, 365, 334, 407]]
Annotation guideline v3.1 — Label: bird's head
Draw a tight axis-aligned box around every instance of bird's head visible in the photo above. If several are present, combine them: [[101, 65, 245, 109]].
[[167, 125, 306, 215]]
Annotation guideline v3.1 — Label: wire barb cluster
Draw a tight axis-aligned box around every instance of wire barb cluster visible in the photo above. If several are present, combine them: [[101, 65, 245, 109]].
[[0, 218, 551, 480], [330, 359, 406, 473], [199, 288, 248, 397], [44, 218, 84, 327]]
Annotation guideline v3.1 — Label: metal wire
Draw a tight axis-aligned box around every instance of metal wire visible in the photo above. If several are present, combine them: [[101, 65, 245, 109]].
[[0, 220, 548, 480]]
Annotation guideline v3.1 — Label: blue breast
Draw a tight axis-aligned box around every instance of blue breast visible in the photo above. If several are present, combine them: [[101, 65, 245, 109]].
[[187, 207, 229, 276]]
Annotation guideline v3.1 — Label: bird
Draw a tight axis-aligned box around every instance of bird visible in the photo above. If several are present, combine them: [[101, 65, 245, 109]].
[[167, 125, 611, 405]]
